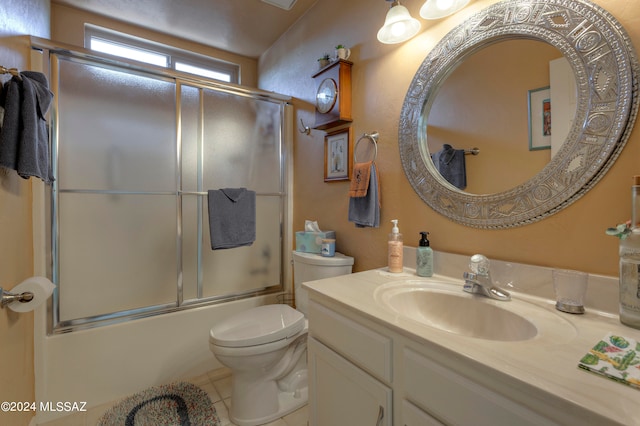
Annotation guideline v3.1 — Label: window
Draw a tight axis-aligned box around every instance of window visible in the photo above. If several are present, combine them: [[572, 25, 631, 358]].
[[89, 38, 168, 67], [85, 25, 240, 84], [174, 62, 231, 82]]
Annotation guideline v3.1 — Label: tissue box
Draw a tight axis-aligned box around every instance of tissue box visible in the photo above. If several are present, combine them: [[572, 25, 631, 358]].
[[295, 231, 336, 254]]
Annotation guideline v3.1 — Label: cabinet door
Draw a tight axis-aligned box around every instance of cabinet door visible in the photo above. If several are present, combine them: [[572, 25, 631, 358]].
[[308, 337, 392, 426]]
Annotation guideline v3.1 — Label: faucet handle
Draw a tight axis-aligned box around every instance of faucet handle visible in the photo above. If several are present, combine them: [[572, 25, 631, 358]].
[[469, 254, 490, 275], [463, 271, 477, 280]]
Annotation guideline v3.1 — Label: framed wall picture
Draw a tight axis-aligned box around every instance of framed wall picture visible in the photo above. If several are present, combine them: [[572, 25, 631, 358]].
[[528, 86, 551, 150], [324, 127, 353, 182]]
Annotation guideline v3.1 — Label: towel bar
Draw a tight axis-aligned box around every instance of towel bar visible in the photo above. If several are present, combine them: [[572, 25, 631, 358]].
[[354, 132, 378, 163], [0, 65, 22, 80]]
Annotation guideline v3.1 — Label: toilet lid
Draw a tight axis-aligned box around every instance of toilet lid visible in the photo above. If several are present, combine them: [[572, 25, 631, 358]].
[[209, 304, 305, 348], [292, 250, 354, 266]]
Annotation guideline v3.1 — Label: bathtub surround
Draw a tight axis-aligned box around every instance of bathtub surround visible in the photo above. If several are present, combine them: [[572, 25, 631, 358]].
[[33, 292, 282, 424]]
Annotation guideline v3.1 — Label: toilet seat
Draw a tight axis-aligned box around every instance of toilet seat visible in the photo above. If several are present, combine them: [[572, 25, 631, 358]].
[[210, 304, 305, 348]]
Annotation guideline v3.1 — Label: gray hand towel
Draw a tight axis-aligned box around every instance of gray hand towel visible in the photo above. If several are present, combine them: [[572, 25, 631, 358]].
[[348, 163, 380, 228], [0, 71, 55, 183], [208, 188, 256, 250], [432, 143, 466, 190]]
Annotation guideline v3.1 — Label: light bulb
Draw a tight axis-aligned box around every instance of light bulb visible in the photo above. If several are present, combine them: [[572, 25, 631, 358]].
[[391, 22, 407, 37], [436, 0, 453, 10], [377, 1, 421, 44], [420, 0, 470, 20]]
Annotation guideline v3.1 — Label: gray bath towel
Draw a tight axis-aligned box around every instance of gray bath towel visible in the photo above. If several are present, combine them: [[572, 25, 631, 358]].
[[348, 162, 380, 228], [0, 71, 54, 183], [208, 188, 256, 250], [431, 144, 466, 190]]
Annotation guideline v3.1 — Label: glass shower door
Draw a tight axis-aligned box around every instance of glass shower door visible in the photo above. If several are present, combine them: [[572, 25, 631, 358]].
[[54, 55, 179, 322], [50, 50, 288, 331], [180, 85, 284, 302]]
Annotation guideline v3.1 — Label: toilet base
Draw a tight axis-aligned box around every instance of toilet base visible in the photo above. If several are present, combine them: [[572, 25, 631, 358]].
[[230, 387, 308, 426]]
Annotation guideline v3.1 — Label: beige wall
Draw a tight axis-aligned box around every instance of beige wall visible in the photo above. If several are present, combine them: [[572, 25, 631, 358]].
[[428, 39, 560, 194], [259, 0, 640, 277], [50, 3, 259, 87], [0, 2, 50, 424]]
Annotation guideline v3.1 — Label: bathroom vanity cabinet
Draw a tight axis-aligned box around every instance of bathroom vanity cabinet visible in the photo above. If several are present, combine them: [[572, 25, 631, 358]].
[[308, 300, 393, 425], [304, 246, 640, 426], [307, 297, 552, 426]]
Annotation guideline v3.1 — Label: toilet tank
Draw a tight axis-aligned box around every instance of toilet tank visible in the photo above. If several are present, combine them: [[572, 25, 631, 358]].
[[292, 251, 354, 315]]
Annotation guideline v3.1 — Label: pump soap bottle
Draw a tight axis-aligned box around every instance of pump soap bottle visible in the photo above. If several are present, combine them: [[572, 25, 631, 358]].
[[388, 219, 403, 273], [416, 232, 433, 277]]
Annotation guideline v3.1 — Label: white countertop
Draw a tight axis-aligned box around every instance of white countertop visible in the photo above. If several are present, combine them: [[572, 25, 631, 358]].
[[304, 266, 640, 425]]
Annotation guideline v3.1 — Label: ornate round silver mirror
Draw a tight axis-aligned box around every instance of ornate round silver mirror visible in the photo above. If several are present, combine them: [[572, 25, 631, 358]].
[[399, 0, 639, 228]]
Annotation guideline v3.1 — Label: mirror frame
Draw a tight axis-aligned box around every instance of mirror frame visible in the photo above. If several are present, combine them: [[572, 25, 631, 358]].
[[399, 0, 639, 228]]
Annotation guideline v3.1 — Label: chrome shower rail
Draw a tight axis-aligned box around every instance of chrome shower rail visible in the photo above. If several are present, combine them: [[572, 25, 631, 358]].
[[57, 189, 286, 196], [29, 37, 291, 103]]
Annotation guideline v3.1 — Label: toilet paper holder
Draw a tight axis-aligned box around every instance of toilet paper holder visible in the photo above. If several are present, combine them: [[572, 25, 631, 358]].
[[1, 288, 34, 308]]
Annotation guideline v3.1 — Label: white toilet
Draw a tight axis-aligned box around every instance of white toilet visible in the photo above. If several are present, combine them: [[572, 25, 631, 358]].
[[209, 250, 354, 426]]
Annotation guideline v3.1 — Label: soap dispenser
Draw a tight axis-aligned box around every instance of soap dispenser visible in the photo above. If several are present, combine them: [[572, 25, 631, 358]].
[[388, 219, 403, 273], [416, 231, 433, 277]]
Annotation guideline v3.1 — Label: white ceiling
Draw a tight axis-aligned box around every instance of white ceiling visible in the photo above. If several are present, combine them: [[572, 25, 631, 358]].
[[52, 0, 319, 58]]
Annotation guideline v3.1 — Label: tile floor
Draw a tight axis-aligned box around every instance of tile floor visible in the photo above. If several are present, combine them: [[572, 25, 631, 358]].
[[39, 368, 308, 426]]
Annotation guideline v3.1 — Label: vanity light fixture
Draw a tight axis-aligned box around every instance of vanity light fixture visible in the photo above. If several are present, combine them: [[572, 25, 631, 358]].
[[377, 0, 421, 44], [419, 0, 470, 20]]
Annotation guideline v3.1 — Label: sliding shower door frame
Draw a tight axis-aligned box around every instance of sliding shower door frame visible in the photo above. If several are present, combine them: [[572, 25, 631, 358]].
[[34, 40, 292, 334]]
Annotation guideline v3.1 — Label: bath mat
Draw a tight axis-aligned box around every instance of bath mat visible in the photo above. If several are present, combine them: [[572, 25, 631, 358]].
[[97, 381, 220, 426]]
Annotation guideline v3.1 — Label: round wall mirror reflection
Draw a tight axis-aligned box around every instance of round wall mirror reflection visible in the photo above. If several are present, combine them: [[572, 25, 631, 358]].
[[426, 39, 572, 194], [399, 0, 639, 228]]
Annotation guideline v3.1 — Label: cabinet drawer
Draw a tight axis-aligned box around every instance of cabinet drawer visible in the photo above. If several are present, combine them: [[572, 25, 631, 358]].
[[402, 400, 444, 426], [403, 348, 556, 426], [308, 300, 392, 382]]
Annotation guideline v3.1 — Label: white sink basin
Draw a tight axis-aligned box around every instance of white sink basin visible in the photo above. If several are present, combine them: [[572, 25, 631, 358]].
[[374, 280, 572, 342]]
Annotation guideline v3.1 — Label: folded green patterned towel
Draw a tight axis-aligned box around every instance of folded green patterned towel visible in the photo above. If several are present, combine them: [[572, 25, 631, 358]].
[[578, 333, 640, 389]]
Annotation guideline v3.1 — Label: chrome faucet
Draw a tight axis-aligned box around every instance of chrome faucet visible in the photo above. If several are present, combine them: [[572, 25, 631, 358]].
[[462, 254, 511, 301]]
